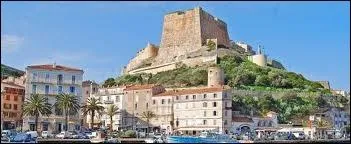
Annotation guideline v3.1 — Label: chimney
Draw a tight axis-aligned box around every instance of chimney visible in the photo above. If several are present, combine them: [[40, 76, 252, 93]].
[[53, 62, 56, 68]]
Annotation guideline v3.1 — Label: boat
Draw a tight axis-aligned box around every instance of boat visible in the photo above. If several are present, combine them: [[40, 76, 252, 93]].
[[167, 131, 238, 143]]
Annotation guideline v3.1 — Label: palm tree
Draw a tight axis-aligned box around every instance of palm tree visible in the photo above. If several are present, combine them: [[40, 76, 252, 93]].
[[141, 111, 156, 135], [105, 105, 119, 133], [55, 93, 80, 131], [81, 97, 105, 129], [22, 94, 52, 133]]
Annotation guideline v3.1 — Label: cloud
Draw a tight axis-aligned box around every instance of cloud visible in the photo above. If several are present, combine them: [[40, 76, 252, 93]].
[[1, 34, 24, 52]]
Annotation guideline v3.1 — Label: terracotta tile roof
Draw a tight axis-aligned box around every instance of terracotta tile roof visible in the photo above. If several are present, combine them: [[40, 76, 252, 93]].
[[232, 116, 254, 123], [27, 64, 83, 72], [1, 82, 25, 89], [124, 84, 159, 91], [154, 87, 227, 97]]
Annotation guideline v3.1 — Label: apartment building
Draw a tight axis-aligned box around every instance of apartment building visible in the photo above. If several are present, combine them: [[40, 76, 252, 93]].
[[156, 87, 232, 135], [123, 84, 165, 131], [151, 94, 174, 134], [22, 63, 84, 132], [1, 81, 25, 130], [87, 86, 125, 130], [82, 80, 99, 128]]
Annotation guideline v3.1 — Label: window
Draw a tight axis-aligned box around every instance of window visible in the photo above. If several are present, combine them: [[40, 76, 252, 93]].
[[176, 96, 179, 100], [45, 85, 50, 95], [153, 100, 156, 105], [146, 103, 149, 109], [33, 73, 37, 81], [213, 102, 217, 107], [162, 99, 165, 104], [203, 102, 207, 107], [107, 96, 110, 101], [225, 102, 228, 107], [168, 99, 171, 104], [214, 93, 217, 98], [58, 86, 63, 94], [213, 120, 217, 125], [225, 111, 228, 116], [186, 95, 189, 100], [224, 120, 228, 125], [6, 95, 10, 100], [70, 86, 75, 94], [115, 96, 120, 102], [14, 96, 18, 101], [4, 104, 11, 109], [203, 120, 207, 125], [193, 95, 196, 99], [45, 73, 50, 81], [213, 111, 217, 116], [72, 76, 76, 84], [86, 91, 89, 95], [14, 104, 17, 110], [57, 74, 63, 84], [135, 103, 138, 109], [224, 92, 227, 98], [32, 85, 37, 94], [204, 111, 207, 117], [203, 94, 207, 99]]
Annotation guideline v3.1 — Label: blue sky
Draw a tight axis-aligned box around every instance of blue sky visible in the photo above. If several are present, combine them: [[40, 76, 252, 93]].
[[1, 1, 350, 91]]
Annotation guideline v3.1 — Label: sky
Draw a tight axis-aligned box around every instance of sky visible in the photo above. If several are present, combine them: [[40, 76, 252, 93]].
[[1, 1, 350, 91]]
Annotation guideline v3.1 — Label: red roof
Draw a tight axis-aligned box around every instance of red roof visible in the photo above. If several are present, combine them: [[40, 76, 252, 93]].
[[27, 64, 83, 72], [232, 116, 254, 123], [124, 84, 159, 91], [154, 87, 227, 97], [1, 82, 25, 89]]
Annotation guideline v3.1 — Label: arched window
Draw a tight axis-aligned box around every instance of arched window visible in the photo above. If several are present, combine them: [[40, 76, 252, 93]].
[[203, 102, 207, 107], [268, 121, 273, 127], [257, 121, 262, 127]]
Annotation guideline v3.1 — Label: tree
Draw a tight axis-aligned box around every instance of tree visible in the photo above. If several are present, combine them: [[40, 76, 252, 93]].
[[105, 104, 119, 133], [22, 94, 52, 133], [81, 97, 105, 129], [103, 78, 116, 87], [55, 93, 80, 131], [141, 111, 156, 135]]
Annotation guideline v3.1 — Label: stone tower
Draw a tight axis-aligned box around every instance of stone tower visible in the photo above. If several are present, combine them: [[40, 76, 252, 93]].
[[208, 67, 224, 87], [154, 7, 231, 65]]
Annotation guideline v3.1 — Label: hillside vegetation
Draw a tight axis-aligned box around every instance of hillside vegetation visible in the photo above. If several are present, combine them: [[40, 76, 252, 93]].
[[1, 64, 25, 79]]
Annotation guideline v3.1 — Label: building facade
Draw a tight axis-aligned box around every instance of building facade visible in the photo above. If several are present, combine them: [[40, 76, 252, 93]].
[[1, 81, 25, 130], [161, 87, 232, 135], [123, 84, 165, 131], [82, 80, 99, 128], [22, 64, 84, 132], [87, 86, 125, 131], [151, 95, 174, 134]]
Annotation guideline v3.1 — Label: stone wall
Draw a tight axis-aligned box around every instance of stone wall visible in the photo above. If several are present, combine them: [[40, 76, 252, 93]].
[[125, 44, 158, 72]]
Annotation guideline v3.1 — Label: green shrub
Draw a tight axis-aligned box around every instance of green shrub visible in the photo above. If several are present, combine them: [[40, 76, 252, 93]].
[[122, 130, 136, 138]]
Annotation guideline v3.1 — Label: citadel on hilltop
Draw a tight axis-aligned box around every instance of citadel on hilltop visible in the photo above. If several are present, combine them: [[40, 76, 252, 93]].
[[122, 7, 284, 75]]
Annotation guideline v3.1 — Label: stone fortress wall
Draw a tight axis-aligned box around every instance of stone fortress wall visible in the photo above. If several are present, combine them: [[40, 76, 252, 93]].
[[125, 43, 159, 72], [123, 7, 231, 75]]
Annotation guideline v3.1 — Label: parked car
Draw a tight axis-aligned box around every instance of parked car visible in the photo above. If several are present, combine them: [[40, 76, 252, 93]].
[[77, 133, 89, 139], [1, 135, 10, 142], [41, 131, 53, 139], [85, 131, 95, 138], [10, 133, 35, 143], [292, 132, 305, 140], [55, 131, 70, 139], [68, 131, 79, 139], [1, 130, 16, 137], [26, 131, 38, 139]]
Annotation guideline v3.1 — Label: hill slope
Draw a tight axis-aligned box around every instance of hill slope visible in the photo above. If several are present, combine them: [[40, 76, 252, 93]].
[[1, 64, 25, 79]]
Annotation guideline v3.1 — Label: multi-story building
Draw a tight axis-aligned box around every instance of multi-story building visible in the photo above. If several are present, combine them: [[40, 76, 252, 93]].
[[82, 80, 99, 128], [1, 80, 25, 130], [312, 107, 350, 136], [151, 94, 174, 134], [160, 87, 232, 135], [123, 84, 165, 131], [22, 63, 84, 132], [87, 86, 125, 131]]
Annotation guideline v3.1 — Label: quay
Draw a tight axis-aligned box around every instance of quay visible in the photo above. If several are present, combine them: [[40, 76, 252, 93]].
[[37, 138, 147, 143]]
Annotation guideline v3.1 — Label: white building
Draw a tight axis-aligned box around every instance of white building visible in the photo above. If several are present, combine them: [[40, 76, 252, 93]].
[[160, 87, 232, 135], [87, 86, 125, 131], [23, 64, 84, 132]]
